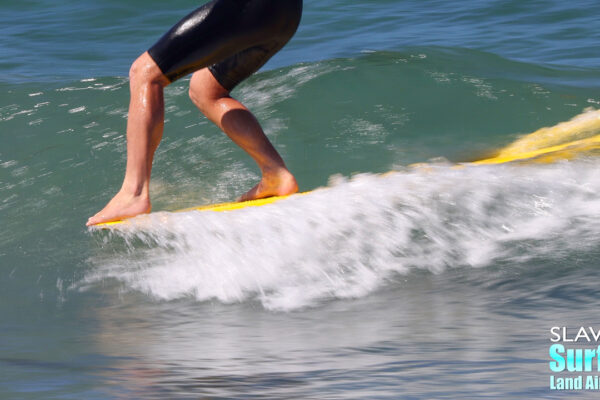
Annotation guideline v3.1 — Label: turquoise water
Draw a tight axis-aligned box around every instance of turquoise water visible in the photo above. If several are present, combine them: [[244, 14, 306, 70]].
[[2, 0, 600, 398]]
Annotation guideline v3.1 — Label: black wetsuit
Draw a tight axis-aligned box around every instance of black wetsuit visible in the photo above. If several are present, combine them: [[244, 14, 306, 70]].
[[148, 0, 303, 90]]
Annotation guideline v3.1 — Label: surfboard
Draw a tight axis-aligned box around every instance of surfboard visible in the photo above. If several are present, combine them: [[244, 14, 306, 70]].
[[93, 110, 600, 228]]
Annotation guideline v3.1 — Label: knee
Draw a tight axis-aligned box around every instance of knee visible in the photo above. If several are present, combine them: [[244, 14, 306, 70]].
[[189, 70, 230, 115], [129, 53, 167, 87], [188, 84, 202, 108], [189, 82, 213, 114], [128, 56, 149, 85]]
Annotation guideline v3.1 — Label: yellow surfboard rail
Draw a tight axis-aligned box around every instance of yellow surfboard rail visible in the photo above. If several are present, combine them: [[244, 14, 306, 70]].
[[472, 134, 600, 165], [178, 193, 304, 212], [95, 192, 308, 227]]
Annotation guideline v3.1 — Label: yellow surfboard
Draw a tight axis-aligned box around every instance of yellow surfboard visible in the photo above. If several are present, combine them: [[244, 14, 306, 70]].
[[94, 109, 600, 228]]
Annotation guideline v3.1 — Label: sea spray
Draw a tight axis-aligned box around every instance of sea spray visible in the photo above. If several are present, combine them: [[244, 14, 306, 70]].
[[82, 158, 600, 310]]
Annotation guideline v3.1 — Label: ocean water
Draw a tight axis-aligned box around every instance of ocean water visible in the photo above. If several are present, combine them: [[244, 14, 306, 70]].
[[2, 0, 600, 398]]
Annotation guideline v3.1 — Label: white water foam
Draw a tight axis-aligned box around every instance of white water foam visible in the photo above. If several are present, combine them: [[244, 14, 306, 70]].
[[82, 159, 600, 311]]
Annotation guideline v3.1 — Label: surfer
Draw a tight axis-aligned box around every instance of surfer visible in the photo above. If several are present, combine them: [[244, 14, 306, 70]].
[[87, 0, 302, 226]]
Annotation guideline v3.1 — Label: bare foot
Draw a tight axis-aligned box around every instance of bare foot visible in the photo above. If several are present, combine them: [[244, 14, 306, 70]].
[[87, 190, 151, 226], [239, 168, 299, 202]]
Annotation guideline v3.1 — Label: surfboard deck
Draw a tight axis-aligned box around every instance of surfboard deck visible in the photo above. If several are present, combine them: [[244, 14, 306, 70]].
[[93, 110, 600, 229]]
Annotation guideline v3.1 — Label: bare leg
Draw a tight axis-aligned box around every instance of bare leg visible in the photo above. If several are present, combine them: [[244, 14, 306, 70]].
[[87, 52, 170, 226], [189, 68, 298, 201]]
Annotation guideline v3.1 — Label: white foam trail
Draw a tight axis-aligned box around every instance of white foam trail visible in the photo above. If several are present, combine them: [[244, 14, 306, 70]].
[[82, 159, 600, 310]]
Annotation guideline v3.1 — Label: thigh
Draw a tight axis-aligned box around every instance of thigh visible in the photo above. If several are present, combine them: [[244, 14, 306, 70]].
[[209, 0, 303, 90]]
